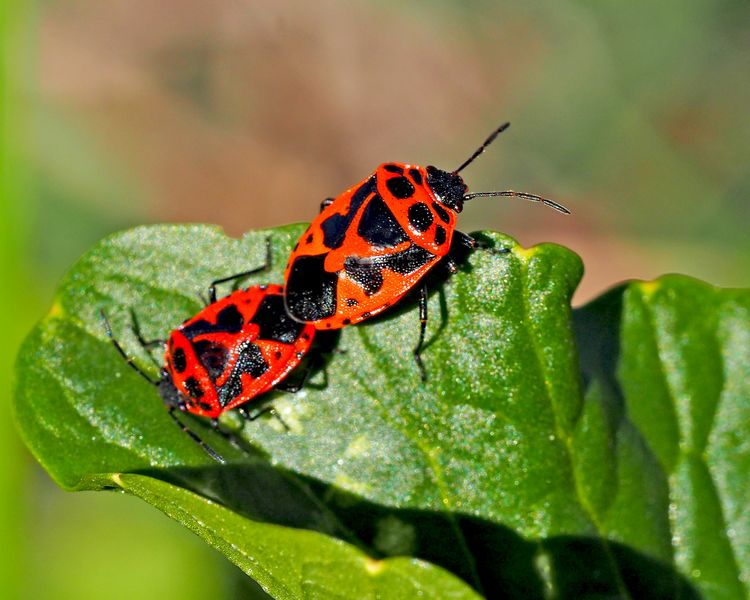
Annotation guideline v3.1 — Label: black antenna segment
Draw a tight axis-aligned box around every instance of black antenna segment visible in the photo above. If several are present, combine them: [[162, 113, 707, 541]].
[[453, 122, 510, 174], [463, 190, 570, 214]]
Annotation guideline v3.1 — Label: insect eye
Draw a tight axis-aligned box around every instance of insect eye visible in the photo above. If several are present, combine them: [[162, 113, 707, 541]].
[[386, 176, 415, 199]]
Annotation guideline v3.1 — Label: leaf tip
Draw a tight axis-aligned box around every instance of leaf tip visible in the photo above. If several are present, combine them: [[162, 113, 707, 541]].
[[637, 280, 660, 297]]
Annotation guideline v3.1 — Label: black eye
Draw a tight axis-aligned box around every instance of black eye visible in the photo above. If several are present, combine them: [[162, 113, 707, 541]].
[[386, 176, 415, 199]]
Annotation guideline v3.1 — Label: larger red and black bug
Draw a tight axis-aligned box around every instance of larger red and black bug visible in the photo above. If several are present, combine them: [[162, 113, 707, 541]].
[[284, 122, 569, 380], [103, 255, 317, 462]]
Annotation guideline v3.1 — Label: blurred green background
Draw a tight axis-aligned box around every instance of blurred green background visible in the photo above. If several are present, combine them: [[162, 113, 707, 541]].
[[2, 0, 748, 597]]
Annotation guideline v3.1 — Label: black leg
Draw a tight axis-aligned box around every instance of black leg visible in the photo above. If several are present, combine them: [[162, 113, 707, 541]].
[[129, 309, 165, 349], [320, 197, 335, 212], [208, 237, 273, 302], [453, 231, 510, 254], [413, 283, 429, 382], [238, 405, 290, 431], [100, 310, 159, 385], [168, 407, 225, 463], [443, 257, 458, 275], [274, 354, 322, 393]]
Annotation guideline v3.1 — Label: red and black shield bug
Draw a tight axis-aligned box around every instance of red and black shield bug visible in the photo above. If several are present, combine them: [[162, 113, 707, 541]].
[[103, 252, 318, 462], [284, 122, 569, 380]]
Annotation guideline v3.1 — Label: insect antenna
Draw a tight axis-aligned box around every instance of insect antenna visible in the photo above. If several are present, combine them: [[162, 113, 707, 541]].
[[102, 310, 226, 463], [168, 408, 226, 464], [453, 122, 511, 174], [463, 190, 571, 214], [101, 309, 159, 385]]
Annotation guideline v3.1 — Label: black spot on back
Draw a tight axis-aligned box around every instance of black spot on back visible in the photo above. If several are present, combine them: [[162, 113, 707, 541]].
[[409, 168, 423, 185], [408, 202, 433, 232], [435, 225, 447, 246], [192, 340, 229, 382], [343, 243, 435, 295], [251, 294, 305, 344], [286, 254, 338, 321], [432, 201, 451, 223], [381, 244, 435, 275], [172, 347, 187, 373], [181, 304, 244, 339], [357, 194, 409, 248], [384, 164, 404, 174], [321, 176, 376, 250], [218, 342, 269, 406], [346, 298, 358, 307], [344, 256, 384, 296], [386, 176, 415, 199], [183, 376, 204, 399], [216, 304, 244, 332]]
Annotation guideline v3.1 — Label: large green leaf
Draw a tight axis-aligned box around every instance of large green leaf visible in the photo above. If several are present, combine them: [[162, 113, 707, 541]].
[[13, 224, 749, 599]]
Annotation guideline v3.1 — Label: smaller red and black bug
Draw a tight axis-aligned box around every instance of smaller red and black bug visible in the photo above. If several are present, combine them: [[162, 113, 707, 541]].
[[102, 250, 318, 462], [284, 122, 570, 380]]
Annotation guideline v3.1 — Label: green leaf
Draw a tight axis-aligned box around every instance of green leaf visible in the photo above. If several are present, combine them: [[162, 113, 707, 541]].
[[13, 224, 749, 599], [115, 473, 481, 600]]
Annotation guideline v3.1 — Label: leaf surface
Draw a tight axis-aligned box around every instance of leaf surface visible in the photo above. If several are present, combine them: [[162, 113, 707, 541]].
[[14, 224, 749, 599]]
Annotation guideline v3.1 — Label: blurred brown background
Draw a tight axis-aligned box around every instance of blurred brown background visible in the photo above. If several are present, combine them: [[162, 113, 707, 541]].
[[3, 0, 749, 597]]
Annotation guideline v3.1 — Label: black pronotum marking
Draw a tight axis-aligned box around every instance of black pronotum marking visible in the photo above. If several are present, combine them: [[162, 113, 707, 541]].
[[250, 294, 305, 344], [321, 176, 377, 250], [357, 195, 409, 247], [431, 201, 450, 223], [172, 347, 187, 373], [386, 176, 415, 199], [409, 168, 423, 185], [407, 202, 433, 232], [434, 225, 447, 246], [384, 164, 404, 174], [218, 342, 269, 406], [286, 254, 338, 320]]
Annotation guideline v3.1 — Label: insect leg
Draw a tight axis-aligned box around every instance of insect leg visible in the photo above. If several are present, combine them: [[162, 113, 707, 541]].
[[168, 407, 225, 463], [238, 405, 290, 432], [127, 308, 167, 371], [208, 237, 273, 302], [100, 310, 159, 385], [320, 197, 335, 212], [413, 283, 429, 382], [453, 231, 511, 255]]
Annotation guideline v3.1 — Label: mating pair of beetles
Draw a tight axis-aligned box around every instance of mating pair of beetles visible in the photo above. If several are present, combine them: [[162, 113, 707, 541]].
[[105, 122, 569, 462]]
